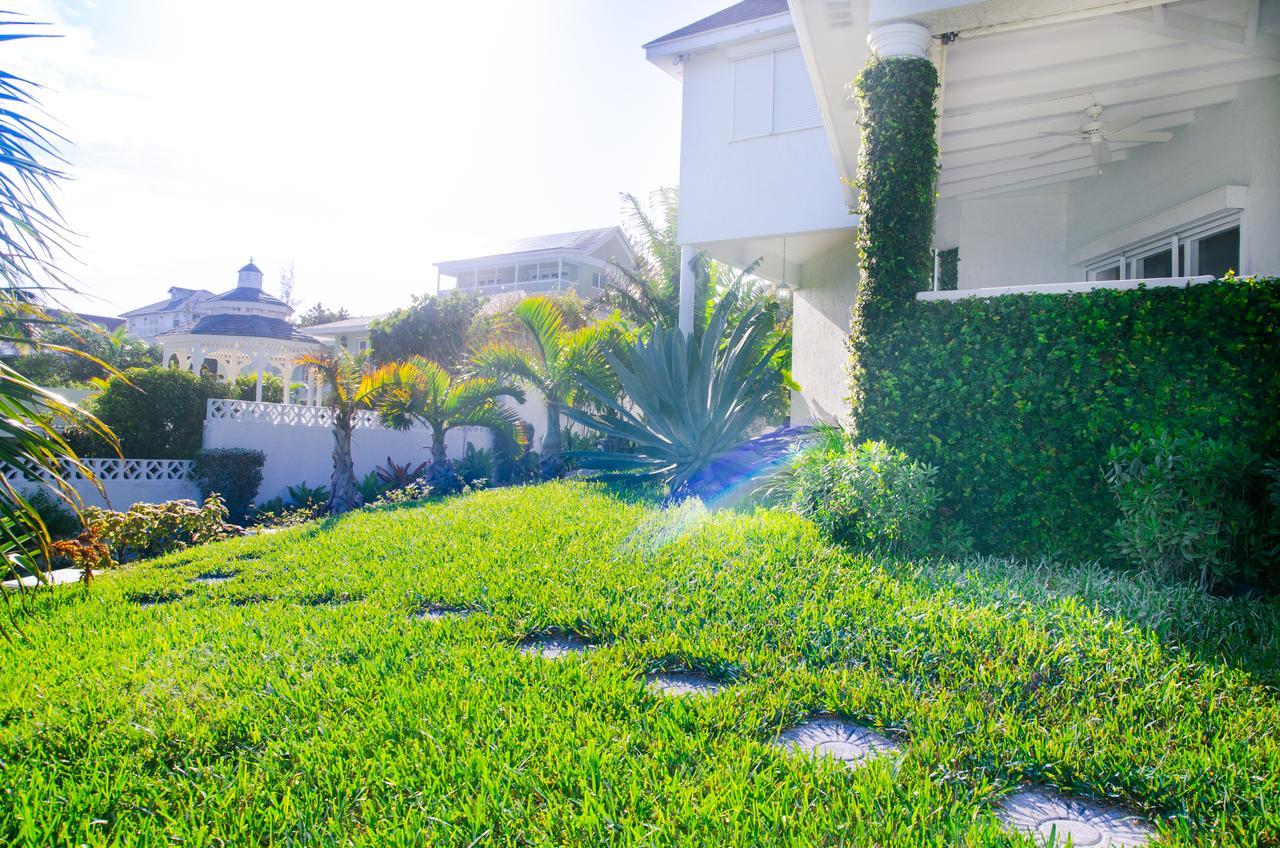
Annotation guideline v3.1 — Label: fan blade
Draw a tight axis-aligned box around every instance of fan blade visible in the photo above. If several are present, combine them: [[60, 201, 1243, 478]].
[[1107, 130, 1173, 143], [1038, 131, 1084, 138], [1101, 118, 1140, 136], [1029, 143, 1080, 160]]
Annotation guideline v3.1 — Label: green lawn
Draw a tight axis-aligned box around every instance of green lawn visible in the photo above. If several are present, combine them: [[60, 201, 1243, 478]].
[[3, 483, 1278, 846]]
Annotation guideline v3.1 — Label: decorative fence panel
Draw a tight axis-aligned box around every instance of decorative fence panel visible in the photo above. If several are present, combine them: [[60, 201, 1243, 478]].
[[203, 400, 493, 503], [3, 458, 199, 511]]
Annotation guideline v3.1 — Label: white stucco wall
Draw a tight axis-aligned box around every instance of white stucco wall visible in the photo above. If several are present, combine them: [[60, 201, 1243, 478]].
[[13, 476, 200, 512], [676, 45, 851, 246], [957, 191, 1068, 289], [792, 238, 859, 424], [1065, 78, 1280, 276]]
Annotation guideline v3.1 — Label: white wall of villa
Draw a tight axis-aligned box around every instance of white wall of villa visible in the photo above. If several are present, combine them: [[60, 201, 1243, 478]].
[[647, 0, 1280, 424]]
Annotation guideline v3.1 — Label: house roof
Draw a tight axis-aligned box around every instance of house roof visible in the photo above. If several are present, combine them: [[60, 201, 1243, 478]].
[[304, 314, 385, 334], [238, 261, 262, 274], [75, 313, 126, 331], [436, 226, 627, 268], [159, 314, 323, 344], [207, 287, 290, 307], [643, 0, 788, 48], [119, 287, 214, 318]]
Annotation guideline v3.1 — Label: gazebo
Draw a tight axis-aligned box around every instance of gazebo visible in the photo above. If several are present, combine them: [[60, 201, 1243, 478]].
[[158, 261, 329, 403]]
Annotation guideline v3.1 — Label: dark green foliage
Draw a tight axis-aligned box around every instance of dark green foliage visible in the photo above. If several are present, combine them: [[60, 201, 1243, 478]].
[[848, 55, 939, 424], [849, 276, 1280, 559], [297, 303, 350, 328], [83, 367, 231, 459], [286, 481, 330, 510], [455, 444, 493, 487], [232, 372, 284, 403], [1106, 429, 1268, 591], [563, 290, 786, 498], [193, 449, 265, 523], [937, 248, 959, 292], [369, 293, 480, 370], [8, 323, 160, 387], [27, 490, 81, 540]]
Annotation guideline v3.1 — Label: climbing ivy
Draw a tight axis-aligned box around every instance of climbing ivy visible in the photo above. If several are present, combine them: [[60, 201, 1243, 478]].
[[848, 55, 939, 420], [937, 247, 959, 291]]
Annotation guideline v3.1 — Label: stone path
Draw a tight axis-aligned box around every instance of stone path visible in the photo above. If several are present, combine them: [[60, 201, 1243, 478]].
[[644, 671, 723, 697], [519, 633, 596, 659], [2, 567, 89, 590], [774, 717, 899, 767], [997, 789, 1153, 847]]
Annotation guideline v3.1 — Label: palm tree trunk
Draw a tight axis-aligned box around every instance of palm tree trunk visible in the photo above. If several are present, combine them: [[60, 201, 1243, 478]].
[[328, 413, 360, 514], [541, 402, 563, 479], [427, 424, 461, 494]]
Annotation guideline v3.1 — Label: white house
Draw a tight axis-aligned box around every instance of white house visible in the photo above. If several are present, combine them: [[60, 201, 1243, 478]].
[[305, 314, 386, 356], [645, 0, 1280, 422], [119, 287, 215, 342], [434, 227, 636, 299], [156, 261, 328, 402]]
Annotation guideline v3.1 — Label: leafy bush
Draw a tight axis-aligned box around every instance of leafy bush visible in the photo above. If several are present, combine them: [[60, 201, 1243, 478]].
[[455, 444, 493, 487], [286, 481, 329, 510], [787, 440, 946, 555], [193, 448, 265, 523], [1106, 429, 1267, 590], [27, 490, 81, 540], [369, 293, 480, 371], [848, 276, 1280, 559], [232, 372, 284, 404], [80, 367, 231, 458], [84, 496, 237, 562], [357, 471, 387, 504]]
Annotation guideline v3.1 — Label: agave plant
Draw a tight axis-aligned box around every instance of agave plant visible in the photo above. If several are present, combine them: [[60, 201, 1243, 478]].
[[563, 289, 791, 499], [471, 296, 616, 478], [365, 356, 527, 494]]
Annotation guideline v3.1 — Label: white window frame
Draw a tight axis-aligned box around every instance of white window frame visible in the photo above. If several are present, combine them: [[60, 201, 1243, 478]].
[[731, 47, 822, 142], [1084, 213, 1241, 281]]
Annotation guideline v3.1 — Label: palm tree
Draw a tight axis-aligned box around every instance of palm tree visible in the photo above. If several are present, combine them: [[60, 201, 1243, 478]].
[[472, 297, 616, 478], [295, 351, 378, 515], [1, 14, 120, 611], [365, 356, 527, 493]]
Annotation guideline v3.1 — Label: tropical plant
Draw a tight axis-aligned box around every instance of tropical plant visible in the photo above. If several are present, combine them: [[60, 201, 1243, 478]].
[[193, 449, 265, 524], [375, 456, 428, 488], [7, 322, 160, 387], [232, 372, 285, 403], [365, 356, 527, 494], [369, 293, 481, 370], [455, 444, 493, 487], [0, 15, 121, 607], [295, 351, 379, 515], [76, 366, 230, 458], [287, 481, 329, 510], [562, 289, 787, 499], [472, 297, 616, 477], [84, 495, 237, 563]]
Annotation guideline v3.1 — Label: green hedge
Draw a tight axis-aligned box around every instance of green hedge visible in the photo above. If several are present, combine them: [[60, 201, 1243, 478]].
[[849, 276, 1280, 559]]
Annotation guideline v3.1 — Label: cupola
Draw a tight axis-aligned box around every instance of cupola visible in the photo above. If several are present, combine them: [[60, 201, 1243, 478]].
[[237, 259, 264, 290]]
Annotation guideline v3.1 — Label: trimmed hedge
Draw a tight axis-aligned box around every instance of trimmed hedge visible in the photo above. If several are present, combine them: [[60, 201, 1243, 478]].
[[849, 276, 1280, 559]]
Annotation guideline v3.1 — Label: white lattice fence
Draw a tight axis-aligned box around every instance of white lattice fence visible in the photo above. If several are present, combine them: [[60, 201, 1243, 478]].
[[3, 458, 199, 510], [206, 399, 426, 430]]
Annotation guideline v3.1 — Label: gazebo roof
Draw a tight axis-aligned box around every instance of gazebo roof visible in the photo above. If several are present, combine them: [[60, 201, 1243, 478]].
[[207, 286, 290, 307], [159, 314, 323, 344]]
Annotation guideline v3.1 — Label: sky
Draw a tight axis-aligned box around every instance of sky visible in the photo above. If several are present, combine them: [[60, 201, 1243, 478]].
[[10, 0, 726, 317]]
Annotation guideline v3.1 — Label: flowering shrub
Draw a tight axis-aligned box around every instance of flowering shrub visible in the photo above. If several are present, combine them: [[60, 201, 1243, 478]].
[[370, 480, 433, 507], [84, 496, 239, 562]]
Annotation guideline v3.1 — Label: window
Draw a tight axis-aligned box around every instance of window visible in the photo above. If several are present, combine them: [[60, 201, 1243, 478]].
[[732, 47, 821, 140], [1085, 217, 1240, 281], [591, 271, 604, 289]]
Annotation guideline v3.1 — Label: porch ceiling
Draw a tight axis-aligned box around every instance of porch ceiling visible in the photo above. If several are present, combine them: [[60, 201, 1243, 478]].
[[936, 0, 1280, 198]]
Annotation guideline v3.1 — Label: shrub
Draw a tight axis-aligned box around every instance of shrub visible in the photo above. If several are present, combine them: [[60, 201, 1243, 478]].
[[1106, 429, 1267, 590], [80, 367, 231, 458], [787, 440, 945, 555], [455, 444, 493, 487], [84, 496, 237, 562], [193, 448, 265, 523], [848, 276, 1280, 559], [286, 481, 329, 510], [357, 471, 386, 504], [27, 489, 81, 540]]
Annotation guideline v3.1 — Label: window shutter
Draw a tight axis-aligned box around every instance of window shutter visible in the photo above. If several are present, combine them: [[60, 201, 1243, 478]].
[[772, 47, 821, 133], [732, 53, 773, 140]]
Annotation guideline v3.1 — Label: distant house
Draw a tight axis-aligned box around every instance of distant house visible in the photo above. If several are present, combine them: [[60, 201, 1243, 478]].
[[645, 0, 1280, 422], [434, 227, 635, 300], [119, 287, 215, 342], [305, 314, 386, 356]]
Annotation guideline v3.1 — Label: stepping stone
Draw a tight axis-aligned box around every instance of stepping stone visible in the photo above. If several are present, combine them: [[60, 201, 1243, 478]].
[[414, 604, 473, 621], [519, 633, 596, 659], [997, 789, 1153, 847], [2, 567, 90, 590], [774, 717, 899, 767], [645, 671, 723, 697], [193, 571, 236, 585]]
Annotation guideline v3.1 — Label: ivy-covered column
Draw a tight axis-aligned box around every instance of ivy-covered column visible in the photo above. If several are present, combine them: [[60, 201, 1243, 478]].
[[847, 21, 939, 428]]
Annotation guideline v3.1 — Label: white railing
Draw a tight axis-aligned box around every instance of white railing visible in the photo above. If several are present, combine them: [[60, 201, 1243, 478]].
[[206, 399, 426, 430], [3, 458, 194, 483], [917, 275, 1214, 302]]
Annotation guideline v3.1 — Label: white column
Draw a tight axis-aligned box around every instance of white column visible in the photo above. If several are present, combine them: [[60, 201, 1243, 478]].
[[255, 366, 264, 403], [867, 21, 932, 59], [678, 244, 695, 335]]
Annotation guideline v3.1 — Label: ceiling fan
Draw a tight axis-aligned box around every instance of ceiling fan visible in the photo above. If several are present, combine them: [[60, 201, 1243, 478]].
[[1031, 104, 1173, 172]]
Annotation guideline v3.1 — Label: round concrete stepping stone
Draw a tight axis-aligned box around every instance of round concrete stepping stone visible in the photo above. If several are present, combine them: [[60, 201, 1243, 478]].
[[997, 789, 1153, 847], [193, 571, 236, 585], [645, 671, 723, 697], [774, 717, 899, 766], [414, 604, 473, 621], [519, 634, 596, 659]]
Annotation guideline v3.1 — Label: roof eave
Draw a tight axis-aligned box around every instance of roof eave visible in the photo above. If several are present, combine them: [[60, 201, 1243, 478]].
[[644, 11, 795, 77]]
